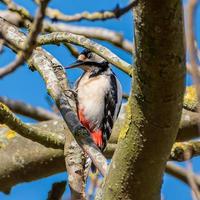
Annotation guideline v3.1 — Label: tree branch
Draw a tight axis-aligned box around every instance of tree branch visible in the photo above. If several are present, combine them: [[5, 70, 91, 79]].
[[37, 32, 133, 75], [170, 141, 200, 162], [0, 10, 133, 54], [166, 162, 200, 188], [36, 0, 138, 22], [47, 180, 67, 200], [0, 102, 64, 149], [0, 0, 33, 21], [0, 119, 113, 193], [0, 107, 200, 193], [0, 0, 50, 78], [0, 123, 65, 193], [186, 0, 200, 101], [64, 134, 87, 200], [101, 1, 185, 199], [0, 96, 59, 121]]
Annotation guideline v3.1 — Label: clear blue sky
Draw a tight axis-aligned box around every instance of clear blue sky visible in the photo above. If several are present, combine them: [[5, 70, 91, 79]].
[[0, 0, 199, 199]]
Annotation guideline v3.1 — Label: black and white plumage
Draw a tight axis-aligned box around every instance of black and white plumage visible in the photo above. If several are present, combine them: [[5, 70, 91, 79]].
[[66, 49, 122, 150]]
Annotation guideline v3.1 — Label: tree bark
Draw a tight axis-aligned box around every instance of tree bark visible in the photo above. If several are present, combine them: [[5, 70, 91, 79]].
[[101, 1, 185, 199]]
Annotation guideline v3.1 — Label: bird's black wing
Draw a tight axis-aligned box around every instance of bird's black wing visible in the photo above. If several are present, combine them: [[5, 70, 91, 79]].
[[101, 73, 122, 150]]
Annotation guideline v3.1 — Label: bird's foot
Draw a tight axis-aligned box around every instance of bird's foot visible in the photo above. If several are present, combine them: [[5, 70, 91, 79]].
[[65, 89, 77, 100]]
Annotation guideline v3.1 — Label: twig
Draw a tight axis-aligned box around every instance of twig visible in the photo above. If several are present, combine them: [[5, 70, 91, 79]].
[[63, 43, 79, 58], [166, 162, 200, 188], [186, 160, 200, 200], [0, 102, 65, 149], [47, 181, 67, 200], [36, 0, 138, 22], [37, 32, 133, 76], [183, 147, 200, 200], [0, 96, 59, 121], [0, 0, 33, 21], [0, 0, 49, 78]]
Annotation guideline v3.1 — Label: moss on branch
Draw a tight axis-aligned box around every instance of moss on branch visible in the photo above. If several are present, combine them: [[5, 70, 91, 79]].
[[0, 103, 65, 149]]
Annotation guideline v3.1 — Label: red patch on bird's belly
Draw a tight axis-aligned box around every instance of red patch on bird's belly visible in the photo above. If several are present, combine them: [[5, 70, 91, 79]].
[[91, 130, 103, 148], [78, 109, 90, 130], [78, 109, 103, 148]]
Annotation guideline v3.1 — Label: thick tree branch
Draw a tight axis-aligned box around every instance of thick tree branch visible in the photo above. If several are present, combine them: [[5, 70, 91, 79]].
[[0, 107, 200, 194], [0, 123, 65, 194], [101, 1, 185, 199], [64, 134, 87, 200]]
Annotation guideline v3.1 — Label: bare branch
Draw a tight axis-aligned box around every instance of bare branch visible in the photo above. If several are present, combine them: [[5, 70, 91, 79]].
[[166, 162, 200, 188], [35, 0, 138, 22], [186, 159, 200, 200], [0, 96, 59, 121], [37, 32, 133, 76], [0, 10, 133, 54], [0, 102, 65, 149], [43, 22, 133, 54], [63, 43, 79, 58], [0, 0, 33, 21], [0, 0, 49, 78]]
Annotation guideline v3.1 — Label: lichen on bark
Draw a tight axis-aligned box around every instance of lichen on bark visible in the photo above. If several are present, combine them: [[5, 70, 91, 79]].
[[101, 1, 185, 199]]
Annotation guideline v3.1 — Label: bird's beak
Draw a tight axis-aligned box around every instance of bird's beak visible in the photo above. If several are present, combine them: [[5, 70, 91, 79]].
[[65, 60, 84, 69]]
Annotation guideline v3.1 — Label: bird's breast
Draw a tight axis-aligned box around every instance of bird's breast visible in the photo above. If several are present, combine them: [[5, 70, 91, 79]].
[[76, 74, 110, 130]]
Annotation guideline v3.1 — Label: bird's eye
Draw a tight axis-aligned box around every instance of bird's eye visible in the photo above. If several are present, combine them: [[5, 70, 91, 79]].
[[87, 52, 92, 59]]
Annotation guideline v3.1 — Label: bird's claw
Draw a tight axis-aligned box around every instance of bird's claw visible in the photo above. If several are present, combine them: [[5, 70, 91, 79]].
[[65, 89, 77, 100]]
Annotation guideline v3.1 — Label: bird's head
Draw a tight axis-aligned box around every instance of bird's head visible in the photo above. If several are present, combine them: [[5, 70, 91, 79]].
[[65, 49, 109, 72]]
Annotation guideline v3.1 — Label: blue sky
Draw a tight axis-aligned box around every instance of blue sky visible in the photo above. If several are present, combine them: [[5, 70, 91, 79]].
[[0, 0, 199, 199]]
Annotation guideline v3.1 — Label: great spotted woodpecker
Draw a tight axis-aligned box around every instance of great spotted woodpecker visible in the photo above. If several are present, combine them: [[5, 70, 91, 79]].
[[66, 49, 122, 151]]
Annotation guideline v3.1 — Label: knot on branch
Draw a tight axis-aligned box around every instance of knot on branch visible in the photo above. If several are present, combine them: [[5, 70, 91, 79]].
[[170, 143, 194, 161], [113, 4, 121, 18]]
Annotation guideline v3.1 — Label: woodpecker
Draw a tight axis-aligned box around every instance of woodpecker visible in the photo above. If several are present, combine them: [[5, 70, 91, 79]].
[[66, 49, 122, 151]]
